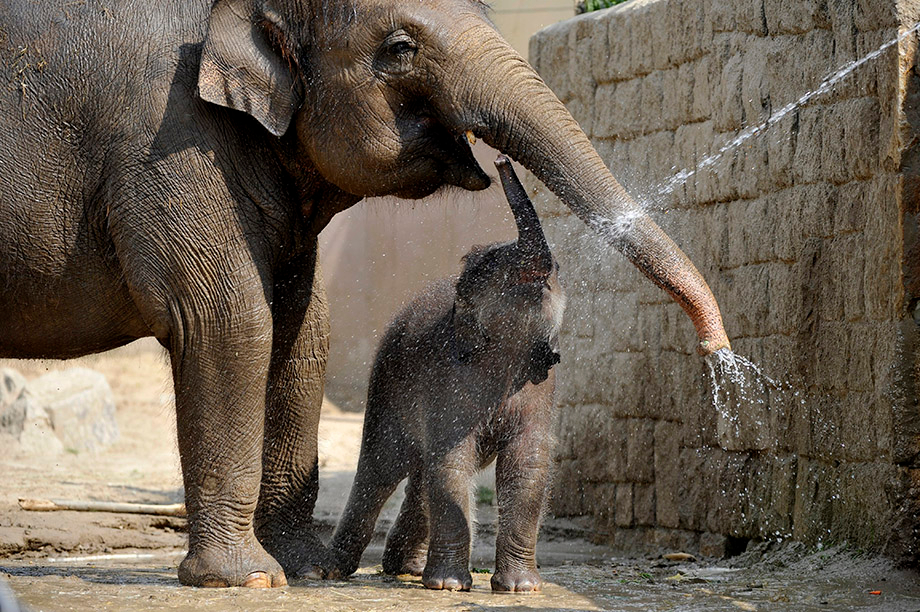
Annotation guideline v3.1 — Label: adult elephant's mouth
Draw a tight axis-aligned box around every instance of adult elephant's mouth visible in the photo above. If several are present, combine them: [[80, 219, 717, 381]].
[[394, 114, 490, 198], [442, 129, 490, 191]]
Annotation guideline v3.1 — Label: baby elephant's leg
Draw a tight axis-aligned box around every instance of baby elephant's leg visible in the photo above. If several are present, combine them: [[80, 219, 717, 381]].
[[422, 435, 477, 591], [491, 383, 556, 592], [382, 467, 429, 576], [330, 437, 409, 577]]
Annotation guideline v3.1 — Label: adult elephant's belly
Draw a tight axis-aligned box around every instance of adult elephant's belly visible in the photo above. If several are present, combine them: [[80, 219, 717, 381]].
[[0, 246, 150, 360]]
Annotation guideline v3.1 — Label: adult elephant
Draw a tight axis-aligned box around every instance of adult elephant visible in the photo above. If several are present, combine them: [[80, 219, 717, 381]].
[[0, 0, 730, 588]]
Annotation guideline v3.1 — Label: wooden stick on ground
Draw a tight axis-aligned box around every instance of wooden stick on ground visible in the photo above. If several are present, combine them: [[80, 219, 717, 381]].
[[18, 498, 186, 517]]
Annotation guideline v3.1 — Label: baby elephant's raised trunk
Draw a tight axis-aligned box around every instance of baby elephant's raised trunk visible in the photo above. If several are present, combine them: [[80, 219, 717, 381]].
[[495, 155, 554, 278]]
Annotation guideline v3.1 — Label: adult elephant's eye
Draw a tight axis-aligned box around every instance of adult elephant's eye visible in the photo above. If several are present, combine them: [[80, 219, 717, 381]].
[[375, 29, 417, 76]]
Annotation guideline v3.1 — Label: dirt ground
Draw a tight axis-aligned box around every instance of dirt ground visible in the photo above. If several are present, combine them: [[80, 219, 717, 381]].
[[2, 340, 920, 611]]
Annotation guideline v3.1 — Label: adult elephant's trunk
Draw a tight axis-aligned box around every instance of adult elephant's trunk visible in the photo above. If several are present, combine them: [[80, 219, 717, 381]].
[[435, 18, 730, 355]]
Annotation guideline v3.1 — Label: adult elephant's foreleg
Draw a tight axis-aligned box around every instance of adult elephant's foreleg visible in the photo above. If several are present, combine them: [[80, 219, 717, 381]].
[[255, 247, 333, 578], [168, 279, 285, 588]]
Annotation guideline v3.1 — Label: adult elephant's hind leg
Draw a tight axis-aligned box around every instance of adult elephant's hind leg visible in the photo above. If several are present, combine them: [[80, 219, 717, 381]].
[[255, 247, 333, 579]]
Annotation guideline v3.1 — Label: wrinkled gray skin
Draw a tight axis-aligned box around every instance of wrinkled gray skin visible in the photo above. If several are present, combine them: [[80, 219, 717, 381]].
[[330, 157, 565, 592], [0, 0, 729, 589]]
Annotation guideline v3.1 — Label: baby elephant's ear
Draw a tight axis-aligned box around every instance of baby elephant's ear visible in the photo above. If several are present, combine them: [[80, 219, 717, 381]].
[[197, 0, 303, 136]]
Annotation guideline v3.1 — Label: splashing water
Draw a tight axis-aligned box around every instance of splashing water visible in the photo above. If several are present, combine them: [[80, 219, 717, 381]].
[[705, 348, 787, 450], [656, 21, 920, 199], [585, 207, 644, 243]]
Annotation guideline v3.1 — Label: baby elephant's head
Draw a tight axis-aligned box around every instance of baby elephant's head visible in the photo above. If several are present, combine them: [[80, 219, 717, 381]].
[[453, 156, 566, 362]]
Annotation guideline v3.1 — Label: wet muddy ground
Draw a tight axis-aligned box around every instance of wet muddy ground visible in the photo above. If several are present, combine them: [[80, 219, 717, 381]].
[[2, 341, 920, 611], [4, 542, 920, 612]]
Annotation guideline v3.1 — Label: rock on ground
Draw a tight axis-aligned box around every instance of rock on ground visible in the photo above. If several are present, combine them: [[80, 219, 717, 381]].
[[0, 367, 119, 454]]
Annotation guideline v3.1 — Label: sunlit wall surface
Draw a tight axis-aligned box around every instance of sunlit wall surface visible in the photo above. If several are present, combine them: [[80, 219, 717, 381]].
[[529, 0, 920, 561]]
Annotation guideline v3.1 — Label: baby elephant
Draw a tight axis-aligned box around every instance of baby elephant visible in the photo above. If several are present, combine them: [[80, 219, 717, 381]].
[[330, 156, 566, 592]]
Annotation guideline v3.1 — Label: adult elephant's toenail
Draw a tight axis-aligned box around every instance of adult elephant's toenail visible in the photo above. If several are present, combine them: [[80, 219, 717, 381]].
[[242, 571, 273, 588]]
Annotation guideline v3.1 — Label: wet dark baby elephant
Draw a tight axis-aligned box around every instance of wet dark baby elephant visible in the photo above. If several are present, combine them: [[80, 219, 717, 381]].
[[0, 0, 731, 589], [330, 157, 564, 592]]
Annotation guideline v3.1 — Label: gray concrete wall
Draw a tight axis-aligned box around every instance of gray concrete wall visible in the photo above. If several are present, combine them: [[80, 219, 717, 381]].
[[529, 0, 920, 559]]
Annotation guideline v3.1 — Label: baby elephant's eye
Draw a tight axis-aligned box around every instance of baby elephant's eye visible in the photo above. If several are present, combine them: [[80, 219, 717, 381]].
[[376, 30, 417, 75]]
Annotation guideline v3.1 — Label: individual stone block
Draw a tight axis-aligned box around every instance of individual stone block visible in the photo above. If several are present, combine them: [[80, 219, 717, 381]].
[[598, 78, 643, 139], [657, 62, 694, 128], [720, 263, 771, 338], [766, 262, 800, 336], [826, 0, 857, 61], [791, 105, 825, 183], [763, 0, 821, 34], [654, 420, 681, 528], [725, 196, 770, 268], [644, 0, 673, 72], [574, 408, 627, 482], [602, 9, 636, 82], [665, 0, 712, 66], [698, 532, 728, 558], [588, 10, 614, 86], [711, 0, 768, 35], [713, 51, 745, 133], [549, 462, 587, 516], [627, 2, 660, 76], [691, 56, 714, 121], [854, 0, 900, 31], [570, 15, 600, 107], [633, 483, 657, 526], [615, 483, 634, 527], [711, 355, 772, 452], [792, 458, 837, 544], [638, 71, 666, 132], [764, 113, 797, 190], [840, 97, 881, 180], [589, 482, 617, 529], [625, 418, 655, 482], [532, 23, 573, 102], [592, 289, 643, 352], [741, 38, 770, 125]]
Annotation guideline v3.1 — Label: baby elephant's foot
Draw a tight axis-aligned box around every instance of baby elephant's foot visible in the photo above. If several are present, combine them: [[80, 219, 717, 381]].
[[290, 547, 344, 580], [382, 544, 427, 576], [491, 568, 542, 592], [422, 564, 472, 591], [327, 548, 361, 578], [260, 530, 341, 580], [178, 535, 287, 588]]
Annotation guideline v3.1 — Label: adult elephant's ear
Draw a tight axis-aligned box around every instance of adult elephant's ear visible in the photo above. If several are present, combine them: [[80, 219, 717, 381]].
[[197, 0, 303, 137]]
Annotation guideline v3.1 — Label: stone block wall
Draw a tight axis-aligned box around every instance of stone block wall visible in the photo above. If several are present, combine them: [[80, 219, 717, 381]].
[[529, 0, 920, 559]]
